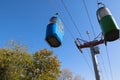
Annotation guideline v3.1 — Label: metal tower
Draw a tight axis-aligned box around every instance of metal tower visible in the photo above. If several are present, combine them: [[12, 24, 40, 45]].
[[75, 33, 104, 80]]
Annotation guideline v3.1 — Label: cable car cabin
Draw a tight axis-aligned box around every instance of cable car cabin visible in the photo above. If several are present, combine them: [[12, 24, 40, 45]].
[[45, 16, 64, 47], [97, 6, 119, 42]]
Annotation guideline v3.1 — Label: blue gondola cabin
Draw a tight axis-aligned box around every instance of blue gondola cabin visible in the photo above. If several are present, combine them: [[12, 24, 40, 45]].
[[45, 16, 64, 47]]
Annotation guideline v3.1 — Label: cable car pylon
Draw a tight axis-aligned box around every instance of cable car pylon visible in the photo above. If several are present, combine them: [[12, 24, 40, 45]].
[[75, 31, 105, 80]]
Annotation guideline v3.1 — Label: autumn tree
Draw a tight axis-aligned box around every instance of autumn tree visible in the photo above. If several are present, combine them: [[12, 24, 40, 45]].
[[59, 68, 84, 80], [59, 68, 73, 80], [0, 41, 61, 80], [31, 49, 61, 80], [74, 75, 85, 80]]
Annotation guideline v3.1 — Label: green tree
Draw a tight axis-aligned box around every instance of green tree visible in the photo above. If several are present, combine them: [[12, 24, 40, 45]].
[[0, 41, 61, 80]]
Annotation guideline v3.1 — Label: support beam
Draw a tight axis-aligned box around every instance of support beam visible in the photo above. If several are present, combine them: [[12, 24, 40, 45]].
[[90, 46, 100, 80]]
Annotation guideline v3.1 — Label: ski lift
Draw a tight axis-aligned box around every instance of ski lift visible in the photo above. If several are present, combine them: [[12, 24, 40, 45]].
[[97, 2, 119, 42], [45, 13, 64, 47]]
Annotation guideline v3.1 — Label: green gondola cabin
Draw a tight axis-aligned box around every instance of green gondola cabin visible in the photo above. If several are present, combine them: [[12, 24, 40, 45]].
[[97, 3, 119, 42]]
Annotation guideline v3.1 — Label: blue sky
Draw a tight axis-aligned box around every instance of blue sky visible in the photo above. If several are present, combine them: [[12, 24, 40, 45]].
[[0, 0, 120, 80]]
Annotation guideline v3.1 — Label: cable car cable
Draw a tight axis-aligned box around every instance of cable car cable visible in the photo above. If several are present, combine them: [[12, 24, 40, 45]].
[[99, 55, 109, 80], [63, 20, 76, 40], [82, 0, 96, 37], [61, 0, 95, 74], [60, 1, 93, 71], [48, 1, 93, 74], [61, 0, 83, 39], [105, 46, 114, 80], [82, 52, 94, 73], [86, 48, 95, 74]]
